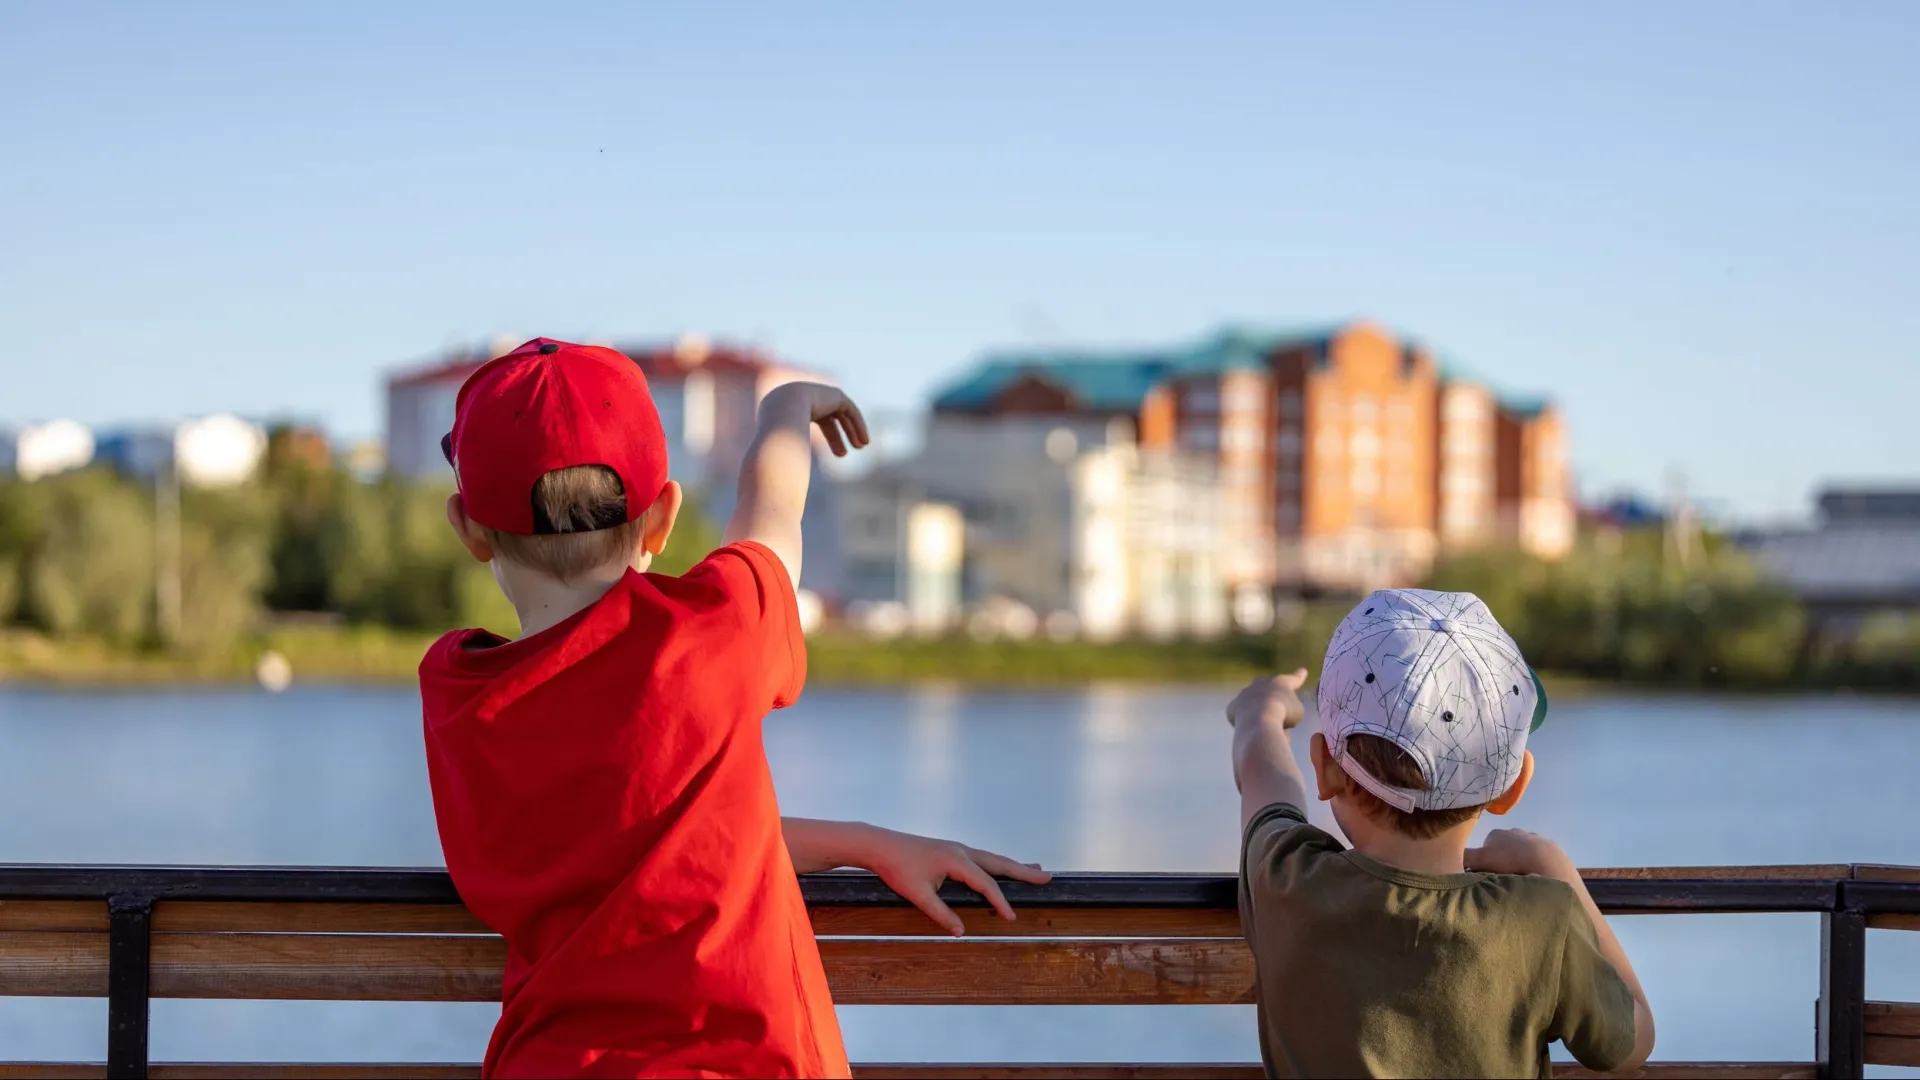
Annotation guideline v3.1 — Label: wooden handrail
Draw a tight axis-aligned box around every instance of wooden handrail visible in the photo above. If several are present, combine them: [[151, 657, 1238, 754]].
[[2, 865, 1917, 1080]]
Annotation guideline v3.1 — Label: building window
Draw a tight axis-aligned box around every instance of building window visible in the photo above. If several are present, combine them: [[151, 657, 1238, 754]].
[[1184, 387, 1221, 413], [1352, 396, 1379, 424], [1445, 394, 1485, 422], [1278, 391, 1303, 419], [1276, 429, 1302, 457], [1181, 425, 1220, 451], [1223, 386, 1264, 413]]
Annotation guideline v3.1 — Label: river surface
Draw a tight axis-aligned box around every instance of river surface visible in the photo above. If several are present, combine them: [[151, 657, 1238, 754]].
[[2, 684, 1917, 1071]]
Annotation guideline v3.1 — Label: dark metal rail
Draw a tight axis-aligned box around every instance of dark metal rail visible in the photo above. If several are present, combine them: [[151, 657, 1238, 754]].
[[1, 865, 1914, 1080]]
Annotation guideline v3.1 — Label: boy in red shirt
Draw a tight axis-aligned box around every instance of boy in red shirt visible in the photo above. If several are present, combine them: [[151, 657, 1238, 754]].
[[421, 338, 1050, 1079]]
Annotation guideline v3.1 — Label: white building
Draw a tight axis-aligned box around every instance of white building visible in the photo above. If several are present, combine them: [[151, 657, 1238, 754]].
[[845, 413, 1233, 639], [840, 474, 965, 636], [1, 419, 96, 480], [174, 415, 269, 486], [94, 415, 268, 487]]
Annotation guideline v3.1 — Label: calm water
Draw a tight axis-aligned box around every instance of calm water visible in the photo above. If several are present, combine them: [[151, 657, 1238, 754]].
[[2, 684, 1918, 1069]]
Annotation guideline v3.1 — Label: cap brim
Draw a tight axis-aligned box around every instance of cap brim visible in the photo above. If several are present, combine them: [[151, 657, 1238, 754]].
[[440, 432, 455, 467], [1529, 668, 1549, 732]]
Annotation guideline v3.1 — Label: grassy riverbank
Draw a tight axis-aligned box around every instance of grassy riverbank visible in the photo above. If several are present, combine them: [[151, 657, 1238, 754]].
[[0, 626, 1301, 688], [0, 625, 1759, 697]]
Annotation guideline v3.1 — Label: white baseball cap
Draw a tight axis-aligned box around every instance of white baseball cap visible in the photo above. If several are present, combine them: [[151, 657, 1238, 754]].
[[1318, 589, 1547, 813]]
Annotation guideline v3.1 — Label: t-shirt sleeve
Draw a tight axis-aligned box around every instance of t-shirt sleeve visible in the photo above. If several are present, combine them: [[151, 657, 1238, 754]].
[[679, 540, 807, 710], [1550, 892, 1639, 1072], [1238, 802, 1346, 940]]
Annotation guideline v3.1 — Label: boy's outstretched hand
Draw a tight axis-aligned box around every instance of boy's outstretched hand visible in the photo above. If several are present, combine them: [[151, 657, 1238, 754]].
[[1227, 669, 1309, 731], [762, 381, 870, 458], [1228, 670, 1311, 829]]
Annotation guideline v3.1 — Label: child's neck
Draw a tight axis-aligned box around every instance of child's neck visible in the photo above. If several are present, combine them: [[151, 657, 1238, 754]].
[[499, 557, 642, 639], [1338, 805, 1476, 876]]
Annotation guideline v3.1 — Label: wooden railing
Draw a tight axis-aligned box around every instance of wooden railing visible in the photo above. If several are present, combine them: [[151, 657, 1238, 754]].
[[0, 864, 1916, 1080]]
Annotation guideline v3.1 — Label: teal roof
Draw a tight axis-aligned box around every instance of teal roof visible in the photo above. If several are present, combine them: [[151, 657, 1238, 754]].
[[1499, 396, 1551, 419], [1434, 351, 1484, 385], [931, 321, 1559, 416], [931, 352, 1181, 413], [932, 326, 1333, 413]]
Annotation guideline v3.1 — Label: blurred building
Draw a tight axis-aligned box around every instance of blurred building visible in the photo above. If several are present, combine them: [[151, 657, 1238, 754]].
[[1745, 486, 1920, 637], [839, 475, 965, 635], [847, 319, 1574, 633], [95, 415, 269, 487], [0, 419, 96, 480], [843, 416, 1231, 639], [1494, 398, 1574, 559]]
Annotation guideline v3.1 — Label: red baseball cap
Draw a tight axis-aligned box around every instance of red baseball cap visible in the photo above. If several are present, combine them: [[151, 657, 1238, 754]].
[[442, 338, 670, 535]]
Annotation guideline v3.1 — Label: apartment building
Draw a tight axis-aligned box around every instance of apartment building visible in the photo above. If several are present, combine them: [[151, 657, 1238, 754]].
[[1156, 332, 1280, 589], [863, 364, 1235, 638], [1268, 323, 1441, 590], [1435, 377, 1499, 551], [1495, 398, 1575, 558], [899, 319, 1574, 616]]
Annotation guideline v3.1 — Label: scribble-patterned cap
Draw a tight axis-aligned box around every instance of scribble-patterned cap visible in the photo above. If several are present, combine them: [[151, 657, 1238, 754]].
[[1318, 589, 1547, 813]]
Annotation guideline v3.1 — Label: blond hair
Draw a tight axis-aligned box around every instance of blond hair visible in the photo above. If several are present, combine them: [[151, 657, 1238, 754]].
[[1341, 734, 1486, 840], [484, 465, 645, 582]]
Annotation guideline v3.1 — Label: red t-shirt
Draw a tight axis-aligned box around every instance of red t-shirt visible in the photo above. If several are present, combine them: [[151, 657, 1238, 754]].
[[419, 542, 849, 1079]]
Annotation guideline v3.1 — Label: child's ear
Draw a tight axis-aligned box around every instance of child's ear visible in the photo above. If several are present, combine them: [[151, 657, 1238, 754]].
[[641, 481, 684, 557], [1308, 733, 1341, 803], [1486, 751, 1534, 816], [445, 494, 494, 563]]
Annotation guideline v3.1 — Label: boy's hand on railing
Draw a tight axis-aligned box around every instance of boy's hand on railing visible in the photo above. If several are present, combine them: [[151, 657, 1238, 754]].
[[1465, 828, 1577, 880], [1226, 670, 1309, 731], [855, 825, 1051, 937]]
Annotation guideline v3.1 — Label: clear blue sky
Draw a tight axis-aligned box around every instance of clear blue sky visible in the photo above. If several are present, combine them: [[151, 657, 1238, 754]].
[[3, 2, 1914, 520]]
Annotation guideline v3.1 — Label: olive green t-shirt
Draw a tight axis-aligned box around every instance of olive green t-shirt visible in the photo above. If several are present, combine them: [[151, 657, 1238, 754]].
[[1238, 803, 1637, 1079]]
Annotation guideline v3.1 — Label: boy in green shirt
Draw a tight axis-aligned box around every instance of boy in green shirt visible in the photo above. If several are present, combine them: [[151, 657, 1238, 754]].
[[1230, 589, 1655, 1078]]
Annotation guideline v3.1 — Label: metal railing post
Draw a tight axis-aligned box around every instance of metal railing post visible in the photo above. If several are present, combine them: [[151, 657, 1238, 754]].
[[106, 893, 154, 1080], [1817, 903, 1867, 1080]]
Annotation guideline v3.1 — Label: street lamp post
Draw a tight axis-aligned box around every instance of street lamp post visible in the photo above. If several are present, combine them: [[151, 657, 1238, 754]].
[[155, 457, 182, 646]]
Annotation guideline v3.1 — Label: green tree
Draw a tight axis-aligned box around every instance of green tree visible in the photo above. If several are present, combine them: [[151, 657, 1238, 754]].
[[17, 470, 154, 644], [0, 479, 37, 623], [171, 484, 273, 655], [1419, 530, 1807, 688]]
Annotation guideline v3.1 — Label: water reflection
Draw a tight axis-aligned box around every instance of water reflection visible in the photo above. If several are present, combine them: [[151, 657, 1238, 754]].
[[0, 685, 1916, 1065]]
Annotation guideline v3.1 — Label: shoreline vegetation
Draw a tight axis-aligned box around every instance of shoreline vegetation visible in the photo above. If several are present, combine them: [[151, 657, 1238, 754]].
[[0, 625, 1908, 697], [1, 464, 1916, 694]]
